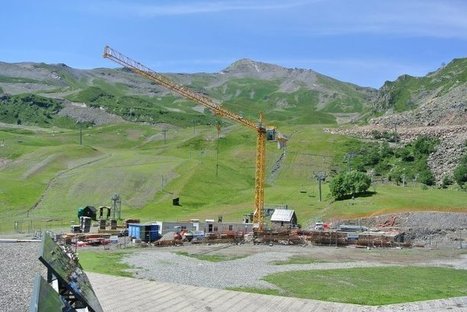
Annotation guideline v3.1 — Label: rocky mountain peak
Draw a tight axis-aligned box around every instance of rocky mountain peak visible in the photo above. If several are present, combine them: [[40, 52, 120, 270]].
[[221, 58, 286, 75]]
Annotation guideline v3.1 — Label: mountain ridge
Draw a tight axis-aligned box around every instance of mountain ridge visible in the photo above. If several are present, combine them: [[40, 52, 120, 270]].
[[0, 58, 375, 127], [326, 58, 467, 185], [0, 57, 465, 130], [369, 58, 467, 127]]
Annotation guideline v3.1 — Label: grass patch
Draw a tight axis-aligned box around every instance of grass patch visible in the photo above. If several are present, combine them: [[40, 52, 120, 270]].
[[324, 184, 467, 219], [257, 266, 467, 305], [175, 251, 246, 262], [78, 250, 134, 277], [271, 256, 327, 265]]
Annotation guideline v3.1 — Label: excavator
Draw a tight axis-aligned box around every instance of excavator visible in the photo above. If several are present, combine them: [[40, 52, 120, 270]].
[[103, 46, 287, 232]]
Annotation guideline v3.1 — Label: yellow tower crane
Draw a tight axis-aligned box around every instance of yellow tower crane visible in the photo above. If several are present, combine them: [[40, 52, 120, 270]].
[[103, 46, 284, 232]]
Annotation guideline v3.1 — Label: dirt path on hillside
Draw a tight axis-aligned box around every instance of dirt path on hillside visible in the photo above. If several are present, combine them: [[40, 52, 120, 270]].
[[26, 153, 112, 214]]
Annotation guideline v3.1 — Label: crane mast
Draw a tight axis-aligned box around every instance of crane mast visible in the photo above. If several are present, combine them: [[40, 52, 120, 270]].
[[103, 46, 267, 231]]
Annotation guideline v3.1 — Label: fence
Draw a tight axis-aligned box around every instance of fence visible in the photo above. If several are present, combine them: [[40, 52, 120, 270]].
[[2, 218, 72, 236]]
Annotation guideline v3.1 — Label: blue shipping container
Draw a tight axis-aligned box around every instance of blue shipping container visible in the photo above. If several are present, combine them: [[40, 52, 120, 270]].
[[128, 224, 160, 242], [149, 224, 159, 241], [128, 224, 141, 239]]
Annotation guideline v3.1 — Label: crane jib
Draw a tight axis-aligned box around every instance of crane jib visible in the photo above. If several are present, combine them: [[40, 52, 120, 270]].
[[103, 45, 272, 232]]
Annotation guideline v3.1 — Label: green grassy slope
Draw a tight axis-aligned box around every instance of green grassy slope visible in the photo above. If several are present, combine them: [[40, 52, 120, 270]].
[[374, 58, 467, 113], [0, 122, 466, 233], [0, 94, 78, 128]]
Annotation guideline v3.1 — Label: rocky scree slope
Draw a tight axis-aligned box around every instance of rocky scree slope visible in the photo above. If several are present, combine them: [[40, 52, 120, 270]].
[[328, 58, 467, 184]]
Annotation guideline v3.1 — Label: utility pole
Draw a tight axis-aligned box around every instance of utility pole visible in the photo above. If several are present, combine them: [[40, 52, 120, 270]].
[[216, 122, 221, 177], [313, 171, 327, 202], [161, 127, 168, 144], [111, 193, 121, 220], [76, 121, 83, 145]]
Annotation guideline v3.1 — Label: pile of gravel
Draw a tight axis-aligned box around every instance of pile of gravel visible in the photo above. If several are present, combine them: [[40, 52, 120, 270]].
[[159, 231, 176, 241], [0, 242, 44, 312], [340, 212, 467, 248], [358, 212, 467, 230]]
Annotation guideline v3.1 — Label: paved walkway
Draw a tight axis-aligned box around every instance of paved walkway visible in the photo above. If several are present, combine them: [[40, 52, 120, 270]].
[[88, 273, 467, 312]]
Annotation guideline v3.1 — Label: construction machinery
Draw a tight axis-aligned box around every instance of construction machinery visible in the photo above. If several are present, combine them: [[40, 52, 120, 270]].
[[103, 46, 286, 232]]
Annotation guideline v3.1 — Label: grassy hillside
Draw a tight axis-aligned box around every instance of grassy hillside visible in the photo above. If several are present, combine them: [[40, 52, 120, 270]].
[[0, 59, 374, 129], [0, 122, 466, 233], [0, 94, 77, 128], [373, 58, 467, 113], [64, 79, 341, 127]]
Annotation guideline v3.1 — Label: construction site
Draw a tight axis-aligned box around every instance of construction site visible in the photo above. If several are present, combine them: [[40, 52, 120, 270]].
[[28, 46, 398, 252], [56, 46, 457, 252], [5, 212, 466, 312], [64, 203, 411, 249], [3, 2, 467, 311], [1, 46, 466, 312]]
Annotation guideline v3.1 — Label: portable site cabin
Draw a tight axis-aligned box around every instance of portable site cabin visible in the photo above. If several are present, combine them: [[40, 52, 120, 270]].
[[154, 220, 254, 236], [203, 220, 253, 234], [153, 221, 198, 236], [127, 224, 160, 242], [270, 209, 297, 230]]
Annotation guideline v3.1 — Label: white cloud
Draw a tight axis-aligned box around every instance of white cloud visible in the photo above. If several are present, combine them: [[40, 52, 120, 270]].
[[293, 0, 467, 39], [82, 0, 467, 39], [86, 0, 314, 17]]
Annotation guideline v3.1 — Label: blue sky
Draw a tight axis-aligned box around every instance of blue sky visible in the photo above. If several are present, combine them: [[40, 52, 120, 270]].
[[1, 0, 466, 88]]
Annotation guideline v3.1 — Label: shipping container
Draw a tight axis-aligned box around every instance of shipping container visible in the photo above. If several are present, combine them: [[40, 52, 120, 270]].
[[128, 224, 160, 242]]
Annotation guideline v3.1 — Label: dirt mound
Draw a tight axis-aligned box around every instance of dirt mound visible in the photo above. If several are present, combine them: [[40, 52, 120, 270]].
[[360, 211, 467, 229], [159, 231, 176, 241], [341, 211, 467, 248]]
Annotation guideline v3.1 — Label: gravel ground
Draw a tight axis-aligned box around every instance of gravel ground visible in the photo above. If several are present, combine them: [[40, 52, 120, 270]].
[[1, 220, 466, 312], [125, 248, 386, 289], [0, 242, 44, 312], [123, 244, 467, 290], [1, 239, 466, 312]]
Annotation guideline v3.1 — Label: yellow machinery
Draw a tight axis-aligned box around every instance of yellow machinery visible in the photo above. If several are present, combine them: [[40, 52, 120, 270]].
[[103, 46, 285, 232]]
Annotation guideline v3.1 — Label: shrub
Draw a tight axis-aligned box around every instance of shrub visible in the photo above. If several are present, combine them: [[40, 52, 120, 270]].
[[330, 170, 371, 200], [454, 162, 467, 188], [413, 136, 439, 156], [441, 176, 453, 189]]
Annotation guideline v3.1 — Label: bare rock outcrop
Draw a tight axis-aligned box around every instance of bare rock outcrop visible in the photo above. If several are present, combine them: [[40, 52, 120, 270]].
[[325, 124, 467, 185], [57, 102, 126, 125]]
